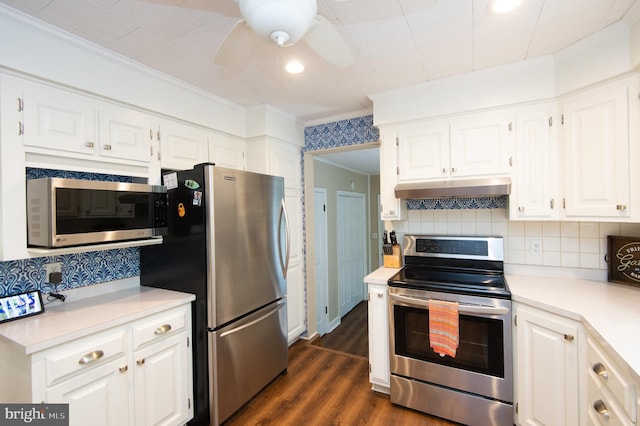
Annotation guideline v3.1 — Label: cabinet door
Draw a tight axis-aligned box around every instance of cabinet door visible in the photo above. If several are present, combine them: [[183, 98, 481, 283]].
[[285, 189, 304, 343], [210, 133, 245, 170], [379, 127, 405, 220], [269, 141, 301, 190], [159, 119, 210, 170], [561, 79, 630, 219], [510, 106, 559, 220], [98, 104, 152, 163], [22, 81, 96, 155], [46, 356, 130, 426], [368, 284, 389, 392], [134, 333, 191, 426], [450, 110, 514, 178], [516, 305, 580, 426], [397, 121, 449, 182]]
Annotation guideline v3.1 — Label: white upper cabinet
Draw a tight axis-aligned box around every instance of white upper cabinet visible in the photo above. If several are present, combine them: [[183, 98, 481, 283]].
[[448, 110, 514, 178], [379, 127, 406, 221], [157, 119, 210, 171], [396, 110, 513, 182], [21, 80, 152, 164], [97, 102, 153, 163], [209, 133, 245, 171], [397, 120, 449, 182], [560, 76, 637, 221], [510, 103, 559, 220], [22, 81, 95, 154]]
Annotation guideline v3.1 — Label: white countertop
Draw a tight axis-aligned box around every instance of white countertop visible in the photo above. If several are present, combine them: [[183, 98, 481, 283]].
[[365, 266, 640, 384], [364, 267, 401, 285], [0, 285, 195, 355]]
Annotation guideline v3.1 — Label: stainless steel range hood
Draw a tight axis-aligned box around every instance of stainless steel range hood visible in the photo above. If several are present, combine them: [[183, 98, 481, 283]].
[[394, 177, 511, 199]]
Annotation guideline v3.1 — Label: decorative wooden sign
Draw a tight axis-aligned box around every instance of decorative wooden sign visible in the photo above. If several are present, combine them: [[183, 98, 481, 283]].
[[608, 236, 640, 287]]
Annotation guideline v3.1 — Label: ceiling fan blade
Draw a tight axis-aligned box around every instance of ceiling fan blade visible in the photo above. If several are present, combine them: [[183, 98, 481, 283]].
[[304, 14, 354, 68], [214, 20, 261, 66]]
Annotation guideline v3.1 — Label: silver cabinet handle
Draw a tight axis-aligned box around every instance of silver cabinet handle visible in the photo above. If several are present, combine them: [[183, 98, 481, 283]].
[[85, 141, 95, 148], [137, 359, 145, 366], [441, 168, 447, 174], [451, 167, 457, 173], [119, 365, 128, 373], [616, 204, 627, 210], [103, 144, 112, 151], [78, 350, 104, 365], [518, 206, 525, 212], [154, 324, 172, 335], [593, 400, 609, 420], [592, 362, 608, 380]]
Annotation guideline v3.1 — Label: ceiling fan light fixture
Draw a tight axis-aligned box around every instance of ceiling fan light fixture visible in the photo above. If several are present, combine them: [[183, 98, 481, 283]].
[[270, 30, 290, 46], [487, 0, 523, 14], [239, 0, 317, 46]]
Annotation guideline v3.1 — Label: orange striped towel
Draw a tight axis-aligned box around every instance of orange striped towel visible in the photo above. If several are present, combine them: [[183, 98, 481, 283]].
[[428, 299, 459, 358]]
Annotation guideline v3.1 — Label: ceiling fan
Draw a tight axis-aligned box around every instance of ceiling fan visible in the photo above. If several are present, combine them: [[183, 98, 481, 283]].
[[214, 0, 354, 68]]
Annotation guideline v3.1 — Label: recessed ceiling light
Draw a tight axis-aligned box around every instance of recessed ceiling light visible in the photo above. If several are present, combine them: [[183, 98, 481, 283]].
[[487, 0, 523, 14], [285, 60, 305, 74]]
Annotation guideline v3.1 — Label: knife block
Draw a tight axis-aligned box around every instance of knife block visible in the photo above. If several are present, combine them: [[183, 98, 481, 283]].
[[383, 244, 402, 268]]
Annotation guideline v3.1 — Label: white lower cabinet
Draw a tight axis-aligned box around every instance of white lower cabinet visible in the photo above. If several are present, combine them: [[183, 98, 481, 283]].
[[0, 304, 193, 426], [46, 354, 131, 426], [514, 303, 582, 426], [586, 335, 636, 426], [367, 282, 390, 393]]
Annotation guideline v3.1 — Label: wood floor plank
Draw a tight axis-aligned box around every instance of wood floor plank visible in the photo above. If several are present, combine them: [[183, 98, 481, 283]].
[[223, 341, 457, 426]]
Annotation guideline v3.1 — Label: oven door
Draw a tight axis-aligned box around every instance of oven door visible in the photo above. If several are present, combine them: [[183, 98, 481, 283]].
[[388, 286, 512, 403]]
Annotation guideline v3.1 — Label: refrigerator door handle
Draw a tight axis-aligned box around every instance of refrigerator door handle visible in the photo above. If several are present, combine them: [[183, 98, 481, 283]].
[[278, 198, 290, 278], [218, 300, 286, 338]]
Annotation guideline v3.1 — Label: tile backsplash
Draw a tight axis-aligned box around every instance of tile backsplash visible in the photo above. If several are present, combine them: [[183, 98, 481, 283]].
[[0, 168, 141, 297], [393, 208, 640, 270]]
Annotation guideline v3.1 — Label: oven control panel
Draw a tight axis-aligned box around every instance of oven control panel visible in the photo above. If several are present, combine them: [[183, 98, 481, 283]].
[[405, 235, 504, 261]]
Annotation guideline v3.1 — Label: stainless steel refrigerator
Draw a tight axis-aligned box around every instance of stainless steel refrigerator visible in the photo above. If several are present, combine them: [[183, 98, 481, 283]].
[[141, 163, 289, 426]]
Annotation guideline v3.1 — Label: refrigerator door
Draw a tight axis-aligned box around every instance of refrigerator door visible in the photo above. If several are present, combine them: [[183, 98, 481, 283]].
[[205, 166, 287, 329], [209, 299, 287, 425]]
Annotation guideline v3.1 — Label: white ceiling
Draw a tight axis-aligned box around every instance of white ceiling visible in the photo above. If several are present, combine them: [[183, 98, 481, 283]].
[[1, 0, 639, 175]]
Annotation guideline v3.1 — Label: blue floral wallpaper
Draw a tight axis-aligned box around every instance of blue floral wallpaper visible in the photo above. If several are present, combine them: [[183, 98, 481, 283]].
[[407, 196, 507, 210], [0, 168, 140, 297], [304, 115, 379, 151]]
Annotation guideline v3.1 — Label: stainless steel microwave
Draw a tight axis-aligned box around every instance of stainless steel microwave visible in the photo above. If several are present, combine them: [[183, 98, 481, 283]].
[[26, 178, 168, 248]]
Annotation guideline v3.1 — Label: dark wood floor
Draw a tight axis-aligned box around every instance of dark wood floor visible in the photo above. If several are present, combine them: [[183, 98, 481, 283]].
[[224, 301, 457, 425], [311, 300, 368, 358], [223, 339, 456, 426]]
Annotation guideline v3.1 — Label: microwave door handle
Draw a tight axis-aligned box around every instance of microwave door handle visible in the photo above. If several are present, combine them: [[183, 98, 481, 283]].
[[389, 293, 509, 315], [278, 198, 290, 279]]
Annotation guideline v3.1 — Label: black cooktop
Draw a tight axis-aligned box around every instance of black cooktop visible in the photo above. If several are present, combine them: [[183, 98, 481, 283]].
[[388, 264, 511, 299]]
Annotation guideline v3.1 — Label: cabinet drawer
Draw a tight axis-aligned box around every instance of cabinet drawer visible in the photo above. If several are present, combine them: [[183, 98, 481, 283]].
[[587, 337, 636, 422], [43, 329, 127, 386], [588, 371, 633, 426], [132, 306, 187, 349]]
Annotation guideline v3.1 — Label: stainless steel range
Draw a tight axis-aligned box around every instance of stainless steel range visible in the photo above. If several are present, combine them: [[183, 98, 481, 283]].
[[388, 235, 513, 426]]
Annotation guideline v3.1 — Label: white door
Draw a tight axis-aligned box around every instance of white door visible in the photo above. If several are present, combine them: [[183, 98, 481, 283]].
[[337, 191, 366, 317], [314, 188, 329, 336]]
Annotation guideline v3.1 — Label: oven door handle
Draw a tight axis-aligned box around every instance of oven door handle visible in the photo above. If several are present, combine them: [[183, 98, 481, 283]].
[[389, 294, 510, 315]]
